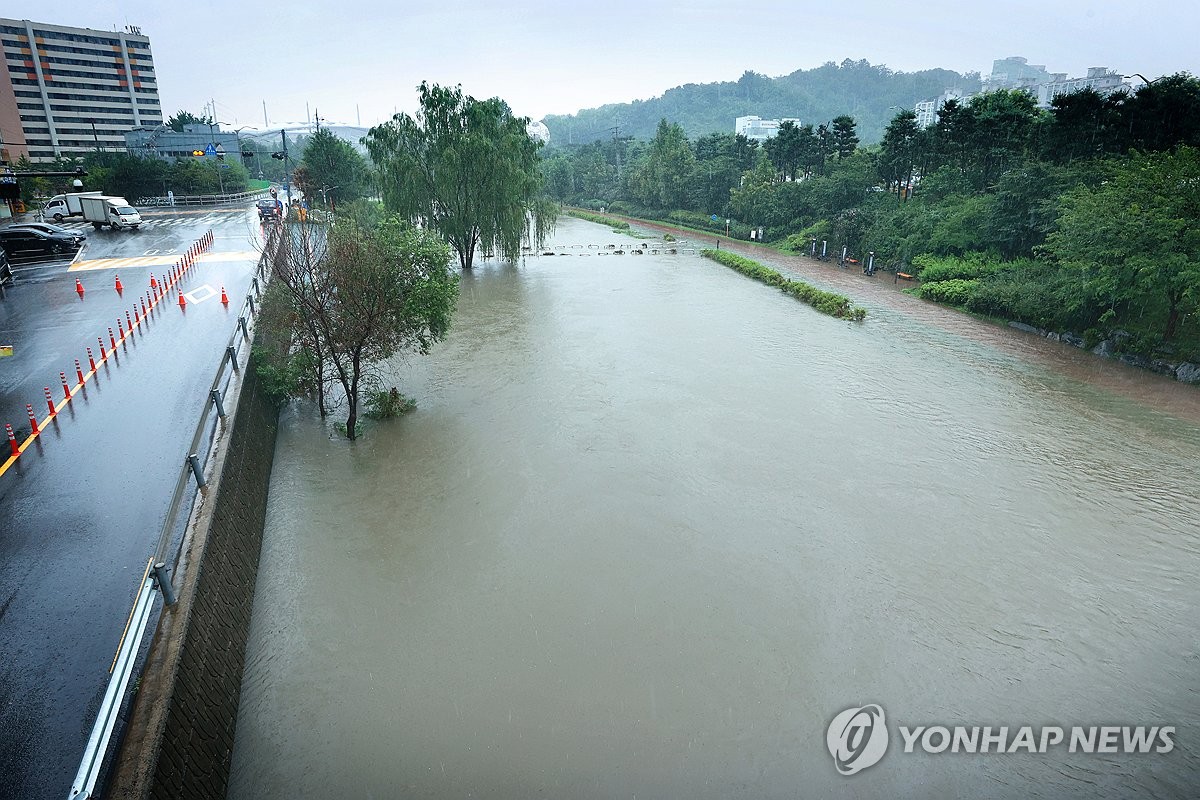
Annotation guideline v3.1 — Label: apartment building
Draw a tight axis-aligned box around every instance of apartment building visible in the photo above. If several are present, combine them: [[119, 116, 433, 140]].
[[0, 18, 162, 162], [1036, 67, 1128, 107]]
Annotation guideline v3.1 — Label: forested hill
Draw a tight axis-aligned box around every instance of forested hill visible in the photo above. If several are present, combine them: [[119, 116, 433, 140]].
[[542, 60, 982, 147]]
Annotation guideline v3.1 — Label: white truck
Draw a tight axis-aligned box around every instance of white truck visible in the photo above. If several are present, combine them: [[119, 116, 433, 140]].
[[43, 191, 103, 221], [79, 195, 142, 231]]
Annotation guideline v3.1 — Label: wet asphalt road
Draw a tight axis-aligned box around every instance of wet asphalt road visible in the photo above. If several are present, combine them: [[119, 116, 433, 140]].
[[0, 204, 268, 799]]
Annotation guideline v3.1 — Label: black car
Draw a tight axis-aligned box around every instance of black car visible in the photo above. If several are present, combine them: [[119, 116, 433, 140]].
[[11, 221, 87, 243], [0, 227, 81, 260], [256, 199, 282, 221]]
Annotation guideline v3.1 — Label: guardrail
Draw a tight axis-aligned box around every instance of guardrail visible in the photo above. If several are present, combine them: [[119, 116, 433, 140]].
[[133, 189, 270, 208], [68, 231, 274, 800]]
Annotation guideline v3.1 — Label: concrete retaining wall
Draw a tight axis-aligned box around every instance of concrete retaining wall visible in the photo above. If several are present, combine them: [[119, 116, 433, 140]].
[[108, 359, 278, 799]]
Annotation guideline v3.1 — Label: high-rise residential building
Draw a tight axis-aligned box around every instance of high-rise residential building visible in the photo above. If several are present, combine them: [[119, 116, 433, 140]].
[[985, 56, 1053, 90], [1036, 67, 1128, 107], [0, 18, 162, 162], [915, 89, 966, 129]]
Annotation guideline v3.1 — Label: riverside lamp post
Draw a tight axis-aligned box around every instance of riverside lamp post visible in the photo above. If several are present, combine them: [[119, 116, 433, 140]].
[[319, 185, 339, 213]]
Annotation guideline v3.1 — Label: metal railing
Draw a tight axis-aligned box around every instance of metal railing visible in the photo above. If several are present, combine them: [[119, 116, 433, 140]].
[[133, 189, 270, 208], [68, 238, 273, 800]]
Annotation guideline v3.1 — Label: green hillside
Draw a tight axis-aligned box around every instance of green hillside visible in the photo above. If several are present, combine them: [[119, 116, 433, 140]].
[[542, 60, 982, 146]]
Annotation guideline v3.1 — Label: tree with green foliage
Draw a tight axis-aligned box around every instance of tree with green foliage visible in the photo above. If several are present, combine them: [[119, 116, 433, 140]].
[[365, 82, 555, 269], [627, 119, 695, 209], [956, 90, 1042, 189], [878, 110, 920, 201], [259, 216, 459, 439], [831, 115, 860, 160], [1123, 73, 1200, 153], [1040, 87, 1125, 163], [297, 128, 369, 210], [765, 120, 804, 181], [1043, 147, 1200, 341], [166, 110, 211, 132]]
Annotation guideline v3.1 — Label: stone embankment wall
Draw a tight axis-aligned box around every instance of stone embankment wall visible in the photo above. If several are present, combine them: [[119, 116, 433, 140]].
[[109, 362, 278, 799]]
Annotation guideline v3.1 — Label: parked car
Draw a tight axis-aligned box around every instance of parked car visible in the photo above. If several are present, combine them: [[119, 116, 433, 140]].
[[256, 199, 281, 221], [0, 227, 82, 260], [10, 221, 87, 244]]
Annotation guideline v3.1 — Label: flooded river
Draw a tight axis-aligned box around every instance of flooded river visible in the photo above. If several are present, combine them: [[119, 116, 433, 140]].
[[228, 217, 1200, 798]]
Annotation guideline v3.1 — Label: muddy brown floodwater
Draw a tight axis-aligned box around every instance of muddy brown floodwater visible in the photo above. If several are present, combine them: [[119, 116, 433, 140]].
[[228, 217, 1200, 799]]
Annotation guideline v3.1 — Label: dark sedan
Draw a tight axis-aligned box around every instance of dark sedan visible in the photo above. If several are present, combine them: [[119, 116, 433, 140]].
[[10, 221, 88, 243], [0, 227, 82, 261]]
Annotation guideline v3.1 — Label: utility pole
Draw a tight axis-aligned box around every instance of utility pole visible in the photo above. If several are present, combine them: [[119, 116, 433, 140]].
[[610, 125, 622, 179], [263, 100, 268, 129], [281, 129, 292, 206]]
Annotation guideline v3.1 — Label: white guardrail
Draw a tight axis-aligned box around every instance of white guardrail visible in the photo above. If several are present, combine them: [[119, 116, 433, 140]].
[[133, 189, 270, 207]]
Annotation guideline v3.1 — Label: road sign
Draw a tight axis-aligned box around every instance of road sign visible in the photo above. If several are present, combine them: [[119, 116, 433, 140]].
[[204, 143, 217, 156]]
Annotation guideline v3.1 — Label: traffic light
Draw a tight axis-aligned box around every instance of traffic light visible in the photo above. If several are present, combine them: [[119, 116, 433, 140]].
[[192, 150, 205, 157], [241, 151, 254, 159], [271, 152, 286, 160]]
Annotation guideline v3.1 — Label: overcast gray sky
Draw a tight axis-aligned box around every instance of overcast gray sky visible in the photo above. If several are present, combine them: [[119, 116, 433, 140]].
[[30, 0, 1200, 129]]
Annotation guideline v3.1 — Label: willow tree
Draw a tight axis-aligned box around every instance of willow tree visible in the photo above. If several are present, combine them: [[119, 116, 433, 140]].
[[365, 82, 555, 269]]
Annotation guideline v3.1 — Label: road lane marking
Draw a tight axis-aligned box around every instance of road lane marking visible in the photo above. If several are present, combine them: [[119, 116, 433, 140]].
[[184, 285, 217, 305], [69, 251, 259, 272]]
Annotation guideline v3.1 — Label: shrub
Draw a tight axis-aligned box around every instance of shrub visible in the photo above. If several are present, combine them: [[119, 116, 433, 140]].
[[701, 250, 866, 321], [917, 279, 978, 307], [364, 387, 417, 419]]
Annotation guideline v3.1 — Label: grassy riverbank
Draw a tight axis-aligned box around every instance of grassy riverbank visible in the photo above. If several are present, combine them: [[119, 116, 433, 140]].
[[702, 249, 866, 321], [565, 209, 630, 230]]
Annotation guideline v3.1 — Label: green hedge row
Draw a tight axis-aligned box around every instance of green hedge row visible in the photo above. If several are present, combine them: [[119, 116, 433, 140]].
[[701, 249, 867, 321], [566, 209, 630, 229]]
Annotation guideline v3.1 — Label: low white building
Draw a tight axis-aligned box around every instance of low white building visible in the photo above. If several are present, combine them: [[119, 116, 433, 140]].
[[735, 115, 801, 141]]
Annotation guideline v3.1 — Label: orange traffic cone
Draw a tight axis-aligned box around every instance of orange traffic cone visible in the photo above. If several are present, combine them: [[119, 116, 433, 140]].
[[220, 286, 229, 305], [75, 278, 85, 297], [178, 290, 187, 309], [114, 274, 123, 293], [150, 273, 157, 289]]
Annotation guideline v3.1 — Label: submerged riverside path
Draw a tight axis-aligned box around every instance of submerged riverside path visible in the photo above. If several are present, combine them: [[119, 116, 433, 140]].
[[229, 216, 1200, 799]]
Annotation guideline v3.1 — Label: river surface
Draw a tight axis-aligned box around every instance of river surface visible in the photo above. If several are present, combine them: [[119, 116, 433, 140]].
[[228, 217, 1200, 799]]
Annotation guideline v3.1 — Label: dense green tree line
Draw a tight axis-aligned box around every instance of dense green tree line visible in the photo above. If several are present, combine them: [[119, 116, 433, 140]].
[[542, 75, 1200, 358], [543, 60, 981, 146], [13, 151, 251, 202]]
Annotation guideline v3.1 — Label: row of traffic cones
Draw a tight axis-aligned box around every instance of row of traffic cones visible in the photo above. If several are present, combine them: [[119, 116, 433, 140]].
[[4, 230, 219, 463]]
